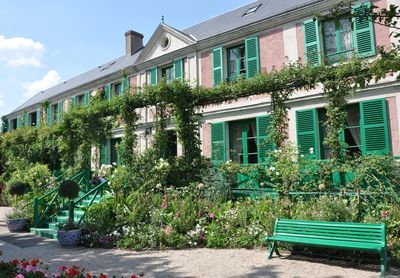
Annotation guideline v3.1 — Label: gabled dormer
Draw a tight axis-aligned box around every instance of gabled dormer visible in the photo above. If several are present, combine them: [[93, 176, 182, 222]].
[[135, 23, 196, 64]]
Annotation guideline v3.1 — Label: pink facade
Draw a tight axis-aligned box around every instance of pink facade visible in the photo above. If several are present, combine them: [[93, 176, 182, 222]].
[[129, 75, 137, 92], [259, 28, 285, 72], [296, 23, 305, 63], [202, 123, 211, 158], [373, 0, 391, 49], [201, 50, 212, 88], [387, 96, 400, 156]]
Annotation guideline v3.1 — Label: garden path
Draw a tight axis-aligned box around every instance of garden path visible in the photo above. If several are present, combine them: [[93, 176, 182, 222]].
[[0, 207, 398, 278]]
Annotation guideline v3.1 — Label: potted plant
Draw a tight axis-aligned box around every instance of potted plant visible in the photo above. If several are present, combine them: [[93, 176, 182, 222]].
[[56, 179, 81, 247], [5, 181, 30, 232]]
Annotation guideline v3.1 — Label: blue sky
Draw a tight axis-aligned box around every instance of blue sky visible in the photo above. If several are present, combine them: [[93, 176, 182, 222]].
[[0, 0, 253, 118]]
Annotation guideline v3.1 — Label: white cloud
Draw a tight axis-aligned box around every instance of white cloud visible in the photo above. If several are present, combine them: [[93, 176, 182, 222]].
[[0, 35, 44, 67], [22, 70, 61, 98]]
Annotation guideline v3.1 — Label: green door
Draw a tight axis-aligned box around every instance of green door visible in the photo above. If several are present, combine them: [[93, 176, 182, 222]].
[[229, 119, 258, 188]]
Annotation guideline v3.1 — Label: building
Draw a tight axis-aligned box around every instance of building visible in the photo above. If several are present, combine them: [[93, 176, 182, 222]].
[[2, 0, 400, 168]]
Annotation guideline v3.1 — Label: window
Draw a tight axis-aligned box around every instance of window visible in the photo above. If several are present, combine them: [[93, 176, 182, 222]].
[[227, 45, 246, 82], [77, 94, 85, 106], [110, 138, 122, 165], [318, 104, 361, 159], [29, 112, 37, 127], [11, 119, 17, 130], [52, 104, 58, 123], [212, 37, 259, 86], [161, 65, 174, 84], [302, 1, 375, 65], [229, 119, 258, 164], [166, 130, 177, 157], [322, 18, 353, 63], [296, 99, 390, 159], [113, 82, 122, 96]]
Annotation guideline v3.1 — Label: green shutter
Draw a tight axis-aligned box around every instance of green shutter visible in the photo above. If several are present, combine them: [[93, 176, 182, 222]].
[[46, 105, 52, 127], [57, 101, 62, 123], [352, 1, 376, 58], [7, 119, 11, 131], [302, 18, 321, 65], [211, 122, 226, 163], [84, 90, 90, 106], [16, 116, 21, 128], [360, 98, 389, 154], [100, 139, 109, 165], [105, 84, 111, 100], [24, 112, 29, 127], [71, 96, 77, 108], [212, 47, 223, 86], [36, 109, 41, 127], [173, 59, 183, 80], [245, 36, 260, 79], [257, 115, 273, 162], [296, 109, 319, 159], [121, 77, 129, 95], [149, 68, 158, 85]]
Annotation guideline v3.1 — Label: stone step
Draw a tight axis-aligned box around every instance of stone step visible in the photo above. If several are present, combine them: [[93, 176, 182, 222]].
[[30, 228, 58, 239]]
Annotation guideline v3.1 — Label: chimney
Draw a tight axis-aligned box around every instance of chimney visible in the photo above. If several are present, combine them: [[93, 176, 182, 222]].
[[125, 30, 144, 56]]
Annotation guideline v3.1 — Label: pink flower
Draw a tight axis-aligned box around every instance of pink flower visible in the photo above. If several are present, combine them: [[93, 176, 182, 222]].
[[175, 211, 181, 217], [15, 275, 24, 278], [208, 212, 215, 219], [58, 266, 67, 271]]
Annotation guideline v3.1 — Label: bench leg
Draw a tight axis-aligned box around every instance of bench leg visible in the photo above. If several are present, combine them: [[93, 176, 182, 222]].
[[380, 248, 387, 277], [275, 245, 281, 257], [267, 242, 277, 259]]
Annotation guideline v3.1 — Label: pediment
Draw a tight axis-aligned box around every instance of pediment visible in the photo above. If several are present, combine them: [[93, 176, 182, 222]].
[[136, 23, 196, 64]]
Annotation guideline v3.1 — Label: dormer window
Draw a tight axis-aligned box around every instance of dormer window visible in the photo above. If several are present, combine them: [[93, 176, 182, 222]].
[[242, 4, 261, 17]]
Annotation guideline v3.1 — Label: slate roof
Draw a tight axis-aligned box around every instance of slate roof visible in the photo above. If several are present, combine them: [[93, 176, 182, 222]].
[[8, 0, 325, 116], [183, 0, 324, 41], [10, 51, 142, 114]]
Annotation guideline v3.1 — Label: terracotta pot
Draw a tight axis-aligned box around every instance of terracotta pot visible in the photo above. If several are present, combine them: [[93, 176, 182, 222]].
[[57, 229, 81, 247], [6, 218, 27, 232]]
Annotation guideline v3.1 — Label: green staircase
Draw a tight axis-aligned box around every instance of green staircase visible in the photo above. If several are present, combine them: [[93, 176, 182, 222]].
[[30, 192, 103, 239], [30, 170, 109, 239]]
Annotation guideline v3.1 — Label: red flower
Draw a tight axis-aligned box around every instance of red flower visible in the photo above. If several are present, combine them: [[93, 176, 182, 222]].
[[11, 259, 19, 265], [31, 259, 40, 266], [86, 273, 92, 278], [66, 267, 80, 276], [100, 274, 107, 278], [21, 260, 30, 267], [131, 276, 138, 278]]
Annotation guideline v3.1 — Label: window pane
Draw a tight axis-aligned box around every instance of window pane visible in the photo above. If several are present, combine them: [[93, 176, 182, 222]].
[[230, 122, 243, 164], [229, 49, 238, 80], [323, 21, 338, 58], [246, 121, 258, 164], [239, 46, 246, 75], [340, 19, 353, 60]]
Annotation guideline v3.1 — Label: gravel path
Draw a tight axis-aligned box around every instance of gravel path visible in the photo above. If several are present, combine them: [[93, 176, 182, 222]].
[[0, 207, 398, 278]]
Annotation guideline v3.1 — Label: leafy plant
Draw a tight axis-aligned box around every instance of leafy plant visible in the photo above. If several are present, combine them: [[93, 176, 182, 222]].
[[8, 181, 29, 196], [58, 180, 80, 199]]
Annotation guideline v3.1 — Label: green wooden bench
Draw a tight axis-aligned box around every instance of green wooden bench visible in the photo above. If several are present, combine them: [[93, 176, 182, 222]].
[[265, 219, 388, 277]]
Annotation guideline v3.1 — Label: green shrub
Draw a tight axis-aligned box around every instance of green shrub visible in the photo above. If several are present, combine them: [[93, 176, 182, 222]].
[[58, 180, 80, 199]]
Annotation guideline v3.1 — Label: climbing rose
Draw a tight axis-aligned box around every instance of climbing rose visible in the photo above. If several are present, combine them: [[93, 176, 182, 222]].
[[100, 274, 107, 278]]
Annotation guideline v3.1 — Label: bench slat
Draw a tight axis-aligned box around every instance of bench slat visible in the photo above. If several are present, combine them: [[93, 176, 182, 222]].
[[278, 219, 384, 229], [268, 235, 382, 251], [275, 232, 383, 245], [276, 227, 382, 240]]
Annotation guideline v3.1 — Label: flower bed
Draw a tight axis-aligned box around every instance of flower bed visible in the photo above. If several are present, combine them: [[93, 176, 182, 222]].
[[0, 259, 142, 278]]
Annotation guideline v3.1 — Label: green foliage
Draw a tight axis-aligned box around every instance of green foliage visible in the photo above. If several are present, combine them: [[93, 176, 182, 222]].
[[58, 180, 80, 199], [8, 181, 29, 196], [58, 219, 79, 231]]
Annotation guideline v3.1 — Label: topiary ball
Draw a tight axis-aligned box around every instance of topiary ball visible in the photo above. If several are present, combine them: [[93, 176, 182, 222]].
[[8, 181, 29, 196], [58, 180, 80, 199]]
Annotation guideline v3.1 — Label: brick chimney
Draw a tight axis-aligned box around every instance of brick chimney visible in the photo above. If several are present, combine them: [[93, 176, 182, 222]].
[[125, 30, 144, 56]]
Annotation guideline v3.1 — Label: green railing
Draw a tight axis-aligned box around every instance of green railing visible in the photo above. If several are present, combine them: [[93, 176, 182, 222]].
[[33, 169, 91, 227], [70, 179, 109, 225]]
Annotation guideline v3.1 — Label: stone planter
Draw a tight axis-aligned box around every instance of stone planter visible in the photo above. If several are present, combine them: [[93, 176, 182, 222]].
[[57, 229, 81, 247], [6, 218, 27, 232]]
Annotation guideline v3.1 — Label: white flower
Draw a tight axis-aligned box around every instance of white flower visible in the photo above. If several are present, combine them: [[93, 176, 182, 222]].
[[112, 162, 117, 166], [197, 183, 205, 190], [269, 166, 276, 172], [106, 164, 113, 169], [309, 147, 314, 154], [260, 182, 265, 187], [274, 149, 278, 153], [276, 171, 280, 176], [301, 154, 305, 158], [156, 183, 162, 190]]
